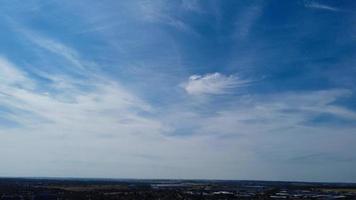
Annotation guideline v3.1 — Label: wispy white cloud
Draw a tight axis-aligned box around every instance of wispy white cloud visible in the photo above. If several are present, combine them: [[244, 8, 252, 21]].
[[138, 0, 198, 36], [0, 57, 156, 129], [0, 28, 160, 133], [196, 89, 356, 136], [25, 32, 90, 71], [165, 88, 356, 138], [305, 2, 341, 12], [0, 56, 32, 87], [183, 73, 250, 95], [8, 22, 94, 73]]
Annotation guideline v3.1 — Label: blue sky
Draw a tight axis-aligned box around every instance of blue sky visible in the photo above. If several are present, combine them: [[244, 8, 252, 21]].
[[0, 0, 355, 182]]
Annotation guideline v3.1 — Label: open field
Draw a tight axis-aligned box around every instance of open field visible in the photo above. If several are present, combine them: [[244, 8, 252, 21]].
[[1, 178, 356, 199]]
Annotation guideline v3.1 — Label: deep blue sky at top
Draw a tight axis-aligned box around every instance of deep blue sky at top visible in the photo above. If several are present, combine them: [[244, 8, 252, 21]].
[[1, 1, 355, 92]]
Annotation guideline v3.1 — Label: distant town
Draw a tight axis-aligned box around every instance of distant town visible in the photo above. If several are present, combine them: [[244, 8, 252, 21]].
[[0, 178, 355, 200]]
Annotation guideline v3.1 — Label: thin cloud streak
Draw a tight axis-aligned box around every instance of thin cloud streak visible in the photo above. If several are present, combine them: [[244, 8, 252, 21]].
[[305, 2, 341, 12], [183, 73, 251, 95], [0, 57, 156, 131]]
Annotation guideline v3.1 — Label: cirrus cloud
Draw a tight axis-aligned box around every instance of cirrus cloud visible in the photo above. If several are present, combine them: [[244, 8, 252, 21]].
[[183, 72, 250, 95]]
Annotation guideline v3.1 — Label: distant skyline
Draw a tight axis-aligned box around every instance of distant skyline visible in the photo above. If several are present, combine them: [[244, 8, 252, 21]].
[[0, 0, 355, 183]]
